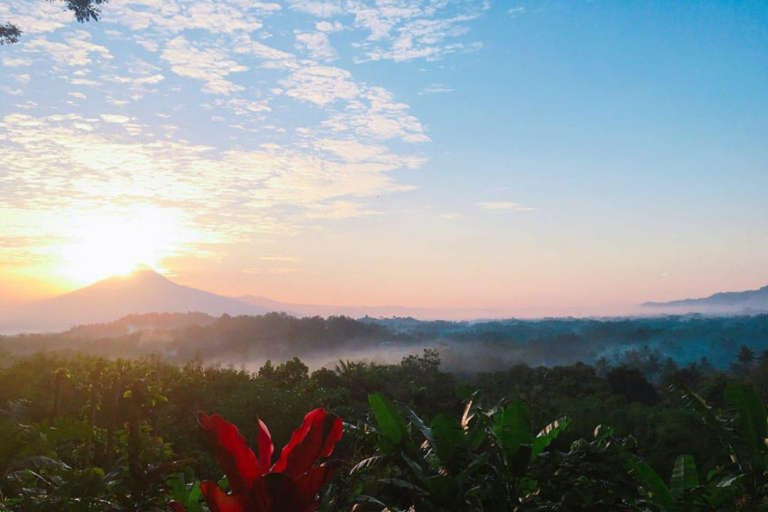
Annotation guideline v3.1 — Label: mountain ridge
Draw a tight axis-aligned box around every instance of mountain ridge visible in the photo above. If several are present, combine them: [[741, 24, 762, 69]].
[[642, 284, 768, 313], [3, 268, 264, 332]]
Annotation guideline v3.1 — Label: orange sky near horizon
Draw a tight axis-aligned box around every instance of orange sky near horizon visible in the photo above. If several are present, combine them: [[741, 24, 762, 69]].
[[1, 1, 767, 315]]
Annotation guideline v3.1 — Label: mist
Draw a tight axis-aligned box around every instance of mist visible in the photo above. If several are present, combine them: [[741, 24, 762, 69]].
[[2, 312, 767, 377]]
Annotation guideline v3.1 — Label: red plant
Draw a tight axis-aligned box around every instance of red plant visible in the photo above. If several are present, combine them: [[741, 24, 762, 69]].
[[194, 408, 343, 512]]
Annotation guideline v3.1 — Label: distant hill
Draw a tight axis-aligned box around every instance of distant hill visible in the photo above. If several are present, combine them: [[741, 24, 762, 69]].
[[1, 268, 513, 334], [1, 267, 655, 334], [4, 268, 265, 332], [237, 295, 512, 321], [642, 285, 768, 314], [65, 312, 218, 339]]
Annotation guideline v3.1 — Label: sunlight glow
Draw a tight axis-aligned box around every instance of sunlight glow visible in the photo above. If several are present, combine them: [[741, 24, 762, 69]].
[[57, 208, 189, 285]]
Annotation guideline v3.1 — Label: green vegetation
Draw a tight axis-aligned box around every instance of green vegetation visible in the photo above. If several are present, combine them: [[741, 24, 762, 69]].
[[0, 337, 766, 510], [3, 313, 768, 374]]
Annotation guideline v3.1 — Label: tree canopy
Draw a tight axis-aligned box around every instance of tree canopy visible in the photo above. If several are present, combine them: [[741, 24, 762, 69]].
[[1, 0, 108, 45]]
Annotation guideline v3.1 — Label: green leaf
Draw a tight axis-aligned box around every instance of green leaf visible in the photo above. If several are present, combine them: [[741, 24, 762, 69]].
[[430, 414, 465, 467], [725, 382, 767, 461], [368, 393, 408, 446], [403, 405, 434, 447], [531, 417, 571, 459], [493, 401, 534, 454], [670, 455, 699, 497], [631, 460, 675, 511], [425, 475, 461, 506]]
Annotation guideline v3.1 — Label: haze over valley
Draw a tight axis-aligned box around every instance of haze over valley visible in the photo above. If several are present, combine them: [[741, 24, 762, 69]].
[[4, 266, 768, 335]]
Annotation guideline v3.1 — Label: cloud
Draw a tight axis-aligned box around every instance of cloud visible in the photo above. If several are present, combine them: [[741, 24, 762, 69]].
[[280, 65, 360, 105], [232, 36, 297, 64], [106, 0, 267, 34], [477, 201, 535, 213], [0, 113, 421, 256], [2, 58, 32, 68], [0, 1, 71, 34], [242, 266, 299, 275], [0, 0, 492, 277], [23, 31, 112, 67], [419, 83, 454, 95], [316, 21, 343, 32], [261, 256, 299, 262], [288, 1, 344, 18], [295, 31, 338, 61], [351, 1, 488, 62], [161, 36, 247, 95], [250, 2, 282, 12], [303, 200, 381, 219], [284, 0, 487, 62], [322, 86, 430, 143], [100, 114, 131, 123], [508, 6, 527, 18]]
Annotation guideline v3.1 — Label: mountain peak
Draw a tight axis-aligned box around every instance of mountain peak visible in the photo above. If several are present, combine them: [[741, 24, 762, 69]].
[[125, 265, 170, 281], [87, 265, 171, 291], [5, 268, 267, 331]]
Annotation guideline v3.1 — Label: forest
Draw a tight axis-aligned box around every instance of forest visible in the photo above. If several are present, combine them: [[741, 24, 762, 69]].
[[2, 312, 768, 373], [0, 320, 766, 511]]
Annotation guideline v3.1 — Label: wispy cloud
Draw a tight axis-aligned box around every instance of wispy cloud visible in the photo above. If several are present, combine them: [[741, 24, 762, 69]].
[[0, 0, 490, 278], [24, 30, 112, 67], [419, 83, 455, 95], [508, 6, 527, 19], [477, 201, 535, 213], [295, 31, 338, 61], [100, 114, 131, 123], [161, 36, 247, 95], [261, 256, 300, 262]]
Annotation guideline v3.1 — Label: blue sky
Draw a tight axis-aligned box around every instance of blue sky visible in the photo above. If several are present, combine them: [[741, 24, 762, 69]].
[[0, 0, 766, 313]]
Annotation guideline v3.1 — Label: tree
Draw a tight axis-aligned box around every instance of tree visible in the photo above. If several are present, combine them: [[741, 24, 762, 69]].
[[737, 345, 755, 366], [606, 366, 659, 405], [733, 345, 756, 375], [0, 24, 21, 46], [1, 0, 108, 45]]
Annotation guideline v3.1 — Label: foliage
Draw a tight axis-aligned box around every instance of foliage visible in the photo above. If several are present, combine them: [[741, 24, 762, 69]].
[[191, 409, 342, 512], [1, 0, 109, 45], [0, 345, 766, 511]]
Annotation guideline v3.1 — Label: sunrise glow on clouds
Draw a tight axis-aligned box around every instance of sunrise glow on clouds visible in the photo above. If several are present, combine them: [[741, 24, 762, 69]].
[[1, 1, 766, 310], [1, 0, 473, 288]]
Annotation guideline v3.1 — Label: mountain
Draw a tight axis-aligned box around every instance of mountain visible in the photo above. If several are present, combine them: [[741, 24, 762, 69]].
[[4, 267, 265, 332], [642, 285, 768, 314]]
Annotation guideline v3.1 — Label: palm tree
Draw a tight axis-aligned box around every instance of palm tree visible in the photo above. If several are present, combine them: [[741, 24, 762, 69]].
[[736, 345, 756, 374]]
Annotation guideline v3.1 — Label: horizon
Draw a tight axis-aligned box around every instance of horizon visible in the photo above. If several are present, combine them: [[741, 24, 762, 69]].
[[2, 264, 766, 332], [2, 1, 767, 316]]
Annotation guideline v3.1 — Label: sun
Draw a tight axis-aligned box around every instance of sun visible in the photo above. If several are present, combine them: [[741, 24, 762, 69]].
[[57, 208, 187, 285]]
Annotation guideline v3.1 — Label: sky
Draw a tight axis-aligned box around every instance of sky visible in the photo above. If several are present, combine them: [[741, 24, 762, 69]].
[[1, 0, 767, 314]]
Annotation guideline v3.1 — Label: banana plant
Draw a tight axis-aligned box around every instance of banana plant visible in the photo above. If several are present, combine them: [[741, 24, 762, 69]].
[[680, 382, 767, 502], [354, 393, 570, 512], [167, 472, 203, 512], [630, 381, 768, 511], [630, 454, 700, 511]]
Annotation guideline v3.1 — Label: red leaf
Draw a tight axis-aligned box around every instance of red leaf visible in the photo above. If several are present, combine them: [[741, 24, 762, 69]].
[[256, 418, 274, 471], [200, 481, 246, 512], [287, 464, 337, 512], [273, 409, 342, 478], [198, 413, 263, 493], [168, 501, 186, 512], [249, 473, 286, 512]]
